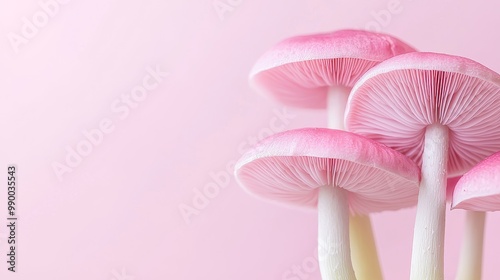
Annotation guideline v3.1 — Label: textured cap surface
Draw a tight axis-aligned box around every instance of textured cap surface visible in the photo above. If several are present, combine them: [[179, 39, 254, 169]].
[[234, 128, 420, 214], [345, 52, 500, 176], [250, 30, 416, 108], [452, 152, 500, 211]]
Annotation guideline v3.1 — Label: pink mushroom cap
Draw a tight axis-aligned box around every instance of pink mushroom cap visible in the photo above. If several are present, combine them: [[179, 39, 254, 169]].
[[345, 52, 500, 177], [234, 128, 420, 215], [250, 29, 416, 108], [452, 152, 500, 211], [447, 176, 461, 201]]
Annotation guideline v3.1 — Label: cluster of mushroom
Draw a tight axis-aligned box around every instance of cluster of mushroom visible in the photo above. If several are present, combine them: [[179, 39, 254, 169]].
[[234, 30, 500, 280]]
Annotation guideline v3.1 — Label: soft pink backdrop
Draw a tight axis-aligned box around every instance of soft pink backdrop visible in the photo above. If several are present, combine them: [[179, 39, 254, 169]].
[[1, 0, 499, 279]]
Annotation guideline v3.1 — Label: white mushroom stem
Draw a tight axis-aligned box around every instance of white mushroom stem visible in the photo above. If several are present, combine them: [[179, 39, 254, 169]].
[[410, 124, 449, 280], [455, 211, 486, 280], [350, 215, 383, 280], [327, 86, 382, 280], [327, 85, 350, 130], [318, 185, 356, 280]]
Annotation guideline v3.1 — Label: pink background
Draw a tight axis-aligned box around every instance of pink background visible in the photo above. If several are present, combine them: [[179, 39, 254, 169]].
[[1, 0, 500, 279]]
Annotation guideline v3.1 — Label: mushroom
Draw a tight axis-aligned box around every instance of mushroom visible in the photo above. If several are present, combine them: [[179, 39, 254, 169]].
[[250, 29, 415, 279], [234, 128, 420, 280], [447, 177, 461, 202], [345, 52, 500, 279], [452, 151, 500, 280]]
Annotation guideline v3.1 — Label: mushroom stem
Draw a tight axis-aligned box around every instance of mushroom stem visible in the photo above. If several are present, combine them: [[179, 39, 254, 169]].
[[350, 215, 383, 280], [328, 85, 382, 280], [327, 85, 350, 129], [318, 185, 356, 280], [455, 211, 486, 280], [410, 124, 449, 280]]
